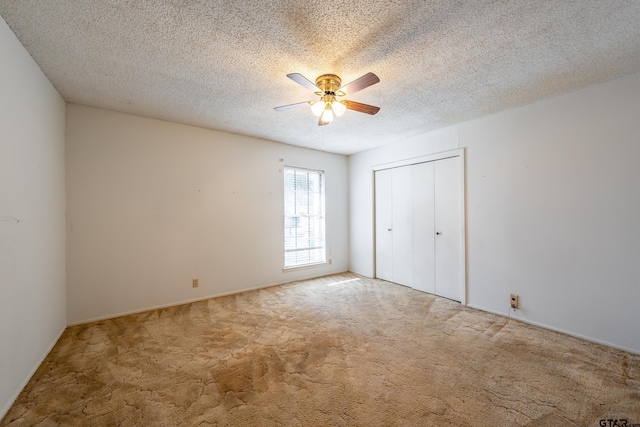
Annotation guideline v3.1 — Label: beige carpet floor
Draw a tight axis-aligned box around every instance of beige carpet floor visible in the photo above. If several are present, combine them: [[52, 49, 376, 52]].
[[2, 273, 639, 426]]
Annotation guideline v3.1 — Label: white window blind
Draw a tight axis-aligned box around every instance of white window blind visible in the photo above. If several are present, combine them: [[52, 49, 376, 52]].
[[284, 167, 326, 268]]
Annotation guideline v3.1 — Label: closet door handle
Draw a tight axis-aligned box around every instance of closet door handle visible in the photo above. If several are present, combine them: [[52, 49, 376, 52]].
[[388, 228, 392, 231], [436, 232, 441, 235]]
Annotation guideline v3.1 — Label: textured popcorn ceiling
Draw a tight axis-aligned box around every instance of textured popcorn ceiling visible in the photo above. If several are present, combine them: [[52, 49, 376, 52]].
[[1, 1, 640, 155]]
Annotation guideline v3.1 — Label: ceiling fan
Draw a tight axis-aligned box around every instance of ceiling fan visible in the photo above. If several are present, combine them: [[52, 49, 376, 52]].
[[274, 72, 380, 126]]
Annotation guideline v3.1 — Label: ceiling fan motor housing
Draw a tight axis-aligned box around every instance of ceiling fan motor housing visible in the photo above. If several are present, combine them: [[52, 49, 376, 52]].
[[315, 74, 342, 94]]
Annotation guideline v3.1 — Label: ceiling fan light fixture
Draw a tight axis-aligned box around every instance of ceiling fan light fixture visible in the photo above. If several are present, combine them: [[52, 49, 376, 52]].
[[331, 99, 346, 117], [311, 101, 325, 117], [321, 104, 334, 123]]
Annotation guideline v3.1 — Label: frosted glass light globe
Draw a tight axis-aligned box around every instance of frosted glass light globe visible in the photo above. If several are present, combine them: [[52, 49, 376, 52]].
[[311, 101, 325, 117], [332, 100, 346, 117]]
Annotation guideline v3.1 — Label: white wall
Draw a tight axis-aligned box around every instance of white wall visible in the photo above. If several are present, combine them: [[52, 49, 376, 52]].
[[0, 17, 67, 418], [349, 72, 640, 354], [66, 104, 348, 324]]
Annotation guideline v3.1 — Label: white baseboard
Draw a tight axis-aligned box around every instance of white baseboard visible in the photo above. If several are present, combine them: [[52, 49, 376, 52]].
[[466, 303, 639, 356], [1, 326, 65, 421], [68, 270, 349, 327]]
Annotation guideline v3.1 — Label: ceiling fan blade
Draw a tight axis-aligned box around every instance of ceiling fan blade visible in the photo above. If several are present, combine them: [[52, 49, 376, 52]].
[[274, 101, 311, 112], [318, 115, 329, 126], [287, 73, 319, 92], [340, 72, 380, 95], [343, 100, 380, 115]]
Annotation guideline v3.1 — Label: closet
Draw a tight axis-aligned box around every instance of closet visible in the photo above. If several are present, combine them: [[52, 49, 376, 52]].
[[374, 150, 465, 302]]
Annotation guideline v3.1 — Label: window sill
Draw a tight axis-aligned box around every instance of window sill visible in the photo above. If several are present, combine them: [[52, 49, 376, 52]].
[[282, 261, 328, 272]]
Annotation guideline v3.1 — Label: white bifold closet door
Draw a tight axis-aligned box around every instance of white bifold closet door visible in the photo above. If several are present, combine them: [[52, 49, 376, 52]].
[[374, 166, 416, 288], [375, 156, 463, 302], [433, 156, 463, 301], [374, 168, 393, 282], [411, 162, 436, 294], [391, 165, 413, 287]]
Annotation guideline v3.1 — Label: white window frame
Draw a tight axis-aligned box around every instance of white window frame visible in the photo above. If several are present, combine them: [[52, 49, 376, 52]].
[[283, 166, 326, 269]]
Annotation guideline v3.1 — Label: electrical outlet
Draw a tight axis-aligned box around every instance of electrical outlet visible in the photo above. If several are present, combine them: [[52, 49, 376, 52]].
[[192, 278, 199, 288], [510, 293, 519, 309]]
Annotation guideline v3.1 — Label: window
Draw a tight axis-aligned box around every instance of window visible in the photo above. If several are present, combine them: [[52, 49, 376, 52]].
[[284, 167, 326, 268]]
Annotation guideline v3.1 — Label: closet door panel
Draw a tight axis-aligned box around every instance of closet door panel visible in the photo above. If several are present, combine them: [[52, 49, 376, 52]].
[[411, 162, 436, 294], [391, 166, 413, 287], [434, 157, 463, 301], [374, 169, 393, 281]]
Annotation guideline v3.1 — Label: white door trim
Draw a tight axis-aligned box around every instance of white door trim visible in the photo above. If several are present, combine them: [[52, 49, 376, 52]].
[[372, 148, 465, 172]]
